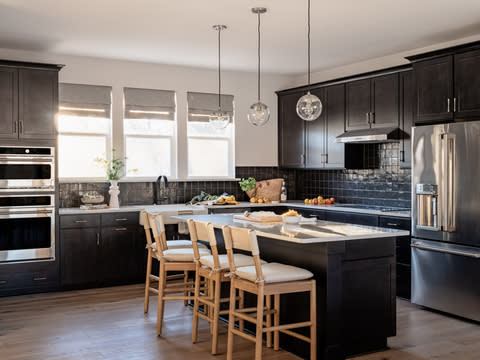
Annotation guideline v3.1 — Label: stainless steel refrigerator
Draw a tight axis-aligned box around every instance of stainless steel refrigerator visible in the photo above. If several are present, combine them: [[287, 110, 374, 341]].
[[412, 121, 480, 322]]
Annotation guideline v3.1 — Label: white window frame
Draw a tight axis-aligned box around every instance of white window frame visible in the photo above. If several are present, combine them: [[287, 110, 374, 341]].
[[123, 119, 178, 181], [186, 122, 235, 180], [57, 116, 112, 183]]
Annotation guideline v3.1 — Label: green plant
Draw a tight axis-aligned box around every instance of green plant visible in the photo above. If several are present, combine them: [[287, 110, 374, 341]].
[[94, 149, 127, 181], [239, 177, 256, 192]]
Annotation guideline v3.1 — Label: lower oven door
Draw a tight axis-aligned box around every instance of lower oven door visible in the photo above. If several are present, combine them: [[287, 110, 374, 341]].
[[0, 211, 55, 262], [411, 239, 480, 321]]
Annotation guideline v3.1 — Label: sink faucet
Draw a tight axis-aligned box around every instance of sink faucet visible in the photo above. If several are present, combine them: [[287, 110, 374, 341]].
[[154, 175, 169, 205]]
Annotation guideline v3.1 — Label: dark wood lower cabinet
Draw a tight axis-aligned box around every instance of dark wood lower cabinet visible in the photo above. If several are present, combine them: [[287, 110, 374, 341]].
[[60, 213, 146, 289]]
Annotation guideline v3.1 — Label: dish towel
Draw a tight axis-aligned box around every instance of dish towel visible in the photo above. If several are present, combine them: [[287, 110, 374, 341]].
[[178, 222, 190, 235]]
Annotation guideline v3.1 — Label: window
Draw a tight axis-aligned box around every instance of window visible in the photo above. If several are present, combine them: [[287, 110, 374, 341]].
[[187, 92, 235, 178], [123, 88, 176, 178], [58, 83, 112, 179]]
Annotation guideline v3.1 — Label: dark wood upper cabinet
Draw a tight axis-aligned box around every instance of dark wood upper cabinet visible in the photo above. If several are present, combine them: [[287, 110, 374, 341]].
[[324, 83, 345, 168], [400, 70, 414, 169], [346, 73, 399, 131], [0, 63, 59, 142], [278, 92, 305, 168], [305, 87, 326, 168], [0, 67, 18, 139], [413, 55, 454, 124], [371, 73, 399, 129], [346, 78, 371, 131], [454, 49, 480, 119], [19, 68, 57, 140]]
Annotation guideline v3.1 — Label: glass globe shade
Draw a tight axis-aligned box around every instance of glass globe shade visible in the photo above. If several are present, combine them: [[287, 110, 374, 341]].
[[247, 101, 270, 126], [296, 91, 322, 121], [209, 110, 230, 129]]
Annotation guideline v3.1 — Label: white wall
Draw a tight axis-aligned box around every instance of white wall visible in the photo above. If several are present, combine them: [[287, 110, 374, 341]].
[[0, 47, 292, 172], [287, 34, 480, 88]]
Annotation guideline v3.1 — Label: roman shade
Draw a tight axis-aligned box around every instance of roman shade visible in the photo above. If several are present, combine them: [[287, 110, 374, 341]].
[[59, 83, 112, 118], [187, 91, 234, 122], [124, 87, 176, 120]]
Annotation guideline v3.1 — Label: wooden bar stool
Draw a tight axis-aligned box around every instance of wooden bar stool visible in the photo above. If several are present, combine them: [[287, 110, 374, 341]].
[[142, 211, 208, 313], [222, 225, 317, 360], [141, 211, 211, 335], [188, 219, 266, 355]]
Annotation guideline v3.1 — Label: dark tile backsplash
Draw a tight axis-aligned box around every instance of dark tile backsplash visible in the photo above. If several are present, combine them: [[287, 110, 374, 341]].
[[60, 143, 410, 209], [297, 143, 411, 209]]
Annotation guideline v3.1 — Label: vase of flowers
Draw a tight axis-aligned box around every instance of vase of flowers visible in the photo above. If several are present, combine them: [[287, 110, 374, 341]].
[[95, 150, 125, 208]]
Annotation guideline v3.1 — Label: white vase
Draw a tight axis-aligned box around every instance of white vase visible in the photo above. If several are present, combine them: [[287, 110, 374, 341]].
[[109, 180, 120, 208]]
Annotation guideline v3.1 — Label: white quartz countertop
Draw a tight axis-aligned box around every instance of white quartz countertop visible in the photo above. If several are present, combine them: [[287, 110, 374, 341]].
[[59, 201, 410, 218], [173, 214, 410, 244]]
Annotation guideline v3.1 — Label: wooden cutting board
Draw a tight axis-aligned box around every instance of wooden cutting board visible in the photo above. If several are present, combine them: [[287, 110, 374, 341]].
[[233, 215, 283, 223]]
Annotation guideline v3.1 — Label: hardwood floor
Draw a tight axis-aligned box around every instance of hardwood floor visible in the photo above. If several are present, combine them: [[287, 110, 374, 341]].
[[0, 284, 478, 360]]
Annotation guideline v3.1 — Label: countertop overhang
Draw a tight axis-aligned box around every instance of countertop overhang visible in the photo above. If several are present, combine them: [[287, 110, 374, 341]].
[[173, 214, 410, 244]]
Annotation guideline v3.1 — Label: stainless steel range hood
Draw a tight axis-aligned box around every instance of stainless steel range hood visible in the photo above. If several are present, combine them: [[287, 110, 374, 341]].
[[336, 127, 406, 143]]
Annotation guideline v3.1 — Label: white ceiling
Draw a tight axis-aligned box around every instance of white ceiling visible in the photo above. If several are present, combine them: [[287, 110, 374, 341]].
[[0, 0, 480, 74]]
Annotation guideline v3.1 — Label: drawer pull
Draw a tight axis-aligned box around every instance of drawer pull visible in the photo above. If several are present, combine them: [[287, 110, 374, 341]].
[[114, 227, 128, 231], [115, 218, 128, 221], [33, 277, 47, 281], [0, 280, 7, 285], [387, 223, 399, 227], [74, 220, 88, 223]]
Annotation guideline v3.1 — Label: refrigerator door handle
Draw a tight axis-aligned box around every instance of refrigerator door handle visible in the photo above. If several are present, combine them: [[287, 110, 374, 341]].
[[412, 241, 480, 259], [442, 133, 456, 232]]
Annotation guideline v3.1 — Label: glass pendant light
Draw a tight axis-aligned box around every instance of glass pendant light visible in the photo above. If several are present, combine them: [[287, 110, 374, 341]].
[[296, 0, 322, 121], [209, 25, 230, 129], [248, 7, 270, 127]]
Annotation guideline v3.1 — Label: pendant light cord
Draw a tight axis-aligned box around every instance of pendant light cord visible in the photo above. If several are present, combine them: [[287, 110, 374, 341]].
[[307, 0, 311, 89], [218, 27, 222, 110], [257, 12, 261, 102]]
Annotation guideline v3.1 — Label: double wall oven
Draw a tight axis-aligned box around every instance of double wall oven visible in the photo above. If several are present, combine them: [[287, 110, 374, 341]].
[[0, 146, 56, 263]]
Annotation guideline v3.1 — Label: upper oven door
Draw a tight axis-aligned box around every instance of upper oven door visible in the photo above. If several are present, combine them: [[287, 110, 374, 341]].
[[0, 147, 55, 192]]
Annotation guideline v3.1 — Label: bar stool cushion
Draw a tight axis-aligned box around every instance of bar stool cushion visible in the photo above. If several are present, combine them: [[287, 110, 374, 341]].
[[235, 262, 313, 283], [161, 247, 211, 262], [199, 254, 266, 270]]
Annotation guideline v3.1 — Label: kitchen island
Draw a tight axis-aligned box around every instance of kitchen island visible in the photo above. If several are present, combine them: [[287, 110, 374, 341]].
[[175, 213, 409, 360]]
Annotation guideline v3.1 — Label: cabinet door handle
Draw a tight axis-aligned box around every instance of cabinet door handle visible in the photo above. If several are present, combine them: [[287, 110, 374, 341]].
[[114, 227, 128, 231], [300, 154, 305, 164], [387, 222, 399, 227], [13, 122, 17, 134], [371, 112, 375, 124], [19, 121, 23, 134], [96, 233, 100, 246], [324, 153, 328, 164], [0, 280, 7, 285], [447, 98, 451, 113], [33, 277, 47, 281], [453, 97, 457, 112], [365, 112, 370, 124], [400, 150, 405, 162], [115, 218, 128, 221], [75, 220, 88, 223]]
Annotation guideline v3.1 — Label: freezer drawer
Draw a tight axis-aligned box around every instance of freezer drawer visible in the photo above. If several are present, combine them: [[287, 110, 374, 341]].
[[411, 239, 480, 322]]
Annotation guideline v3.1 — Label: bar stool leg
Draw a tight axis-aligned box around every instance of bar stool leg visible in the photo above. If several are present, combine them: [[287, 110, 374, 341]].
[[183, 270, 189, 306], [273, 294, 280, 351], [192, 266, 201, 343], [156, 261, 166, 336], [310, 281, 317, 360], [266, 295, 272, 348], [211, 271, 221, 355], [239, 289, 245, 332], [226, 280, 237, 360], [144, 250, 152, 313], [255, 286, 265, 360], [209, 278, 214, 335]]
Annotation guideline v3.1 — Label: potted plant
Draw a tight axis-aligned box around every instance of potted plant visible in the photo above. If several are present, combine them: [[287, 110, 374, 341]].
[[239, 177, 257, 199], [94, 149, 126, 208]]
